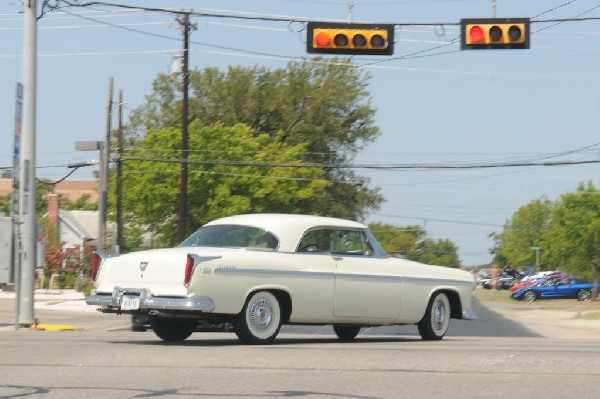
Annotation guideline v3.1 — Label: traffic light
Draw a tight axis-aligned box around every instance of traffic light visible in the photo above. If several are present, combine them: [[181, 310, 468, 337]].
[[307, 22, 394, 55], [461, 18, 530, 50]]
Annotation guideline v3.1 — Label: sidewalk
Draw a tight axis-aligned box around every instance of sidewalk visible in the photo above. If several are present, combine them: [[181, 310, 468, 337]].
[[0, 288, 86, 301], [0, 288, 94, 312]]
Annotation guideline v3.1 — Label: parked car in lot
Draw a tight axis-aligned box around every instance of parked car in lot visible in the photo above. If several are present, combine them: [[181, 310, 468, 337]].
[[511, 277, 598, 302], [510, 271, 566, 293], [87, 214, 477, 344]]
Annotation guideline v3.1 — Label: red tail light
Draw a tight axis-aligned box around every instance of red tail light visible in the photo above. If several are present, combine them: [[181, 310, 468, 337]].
[[184, 255, 195, 286], [91, 253, 101, 281]]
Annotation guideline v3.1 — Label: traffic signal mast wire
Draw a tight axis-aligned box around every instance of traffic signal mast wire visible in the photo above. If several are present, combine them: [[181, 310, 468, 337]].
[[48, 0, 600, 29]]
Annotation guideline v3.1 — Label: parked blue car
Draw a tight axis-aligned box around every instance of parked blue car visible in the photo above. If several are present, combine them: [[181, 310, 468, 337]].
[[511, 277, 598, 302]]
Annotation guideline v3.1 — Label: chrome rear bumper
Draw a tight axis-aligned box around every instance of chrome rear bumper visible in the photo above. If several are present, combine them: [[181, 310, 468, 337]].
[[86, 287, 214, 312]]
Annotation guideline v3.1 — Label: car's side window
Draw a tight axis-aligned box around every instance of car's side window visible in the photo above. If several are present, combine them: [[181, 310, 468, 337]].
[[297, 229, 331, 253], [297, 228, 372, 256], [331, 230, 371, 256]]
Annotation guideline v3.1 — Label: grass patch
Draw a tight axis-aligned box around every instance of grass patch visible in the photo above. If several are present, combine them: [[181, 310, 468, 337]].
[[473, 288, 514, 304]]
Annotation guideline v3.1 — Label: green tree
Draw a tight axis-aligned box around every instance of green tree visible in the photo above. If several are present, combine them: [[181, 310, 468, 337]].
[[0, 193, 9, 215], [543, 183, 600, 298], [490, 198, 553, 269], [113, 122, 328, 248], [413, 238, 461, 268], [368, 222, 460, 267], [127, 59, 383, 221], [368, 222, 424, 258]]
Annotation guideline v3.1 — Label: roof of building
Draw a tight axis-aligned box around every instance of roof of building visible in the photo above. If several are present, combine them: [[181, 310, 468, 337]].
[[59, 209, 99, 243], [0, 178, 98, 202]]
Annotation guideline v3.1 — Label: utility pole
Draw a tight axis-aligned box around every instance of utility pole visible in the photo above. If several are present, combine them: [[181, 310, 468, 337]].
[[116, 90, 124, 254], [177, 13, 195, 243], [100, 78, 113, 252], [17, 0, 38, 327]]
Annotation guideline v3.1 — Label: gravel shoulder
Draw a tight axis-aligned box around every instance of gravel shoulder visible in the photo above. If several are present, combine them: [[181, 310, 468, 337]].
[[478, 290, 600, 339]]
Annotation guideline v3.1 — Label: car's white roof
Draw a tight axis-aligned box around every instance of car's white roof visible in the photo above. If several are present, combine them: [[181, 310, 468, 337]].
[[204, 213, 367, 252]]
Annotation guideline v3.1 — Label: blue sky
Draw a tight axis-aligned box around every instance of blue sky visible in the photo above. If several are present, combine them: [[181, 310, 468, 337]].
[[1, 0, 599, 266]]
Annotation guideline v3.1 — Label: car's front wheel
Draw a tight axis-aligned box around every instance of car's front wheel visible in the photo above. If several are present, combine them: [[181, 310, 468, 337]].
[[418, 292, 450, 340], [150, 316, 196, 342], [333, 325, 361, 341], [577, 289, 592, 301], [523, 290, 537, 302], [233, 291, 282, 345]]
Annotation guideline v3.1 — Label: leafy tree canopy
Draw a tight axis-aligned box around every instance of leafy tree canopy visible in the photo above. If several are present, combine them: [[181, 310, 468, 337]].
[[490, 197, 554, 268], [114, 122, 329, 248], [369, 222, 461, 267], [491, 182, 600, 284], [544, 182, 600, 282], [126, 59, 383, 223]]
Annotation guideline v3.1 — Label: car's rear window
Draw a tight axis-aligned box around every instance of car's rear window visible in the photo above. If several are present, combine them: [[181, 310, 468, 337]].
[[179, 225, 278, 251]]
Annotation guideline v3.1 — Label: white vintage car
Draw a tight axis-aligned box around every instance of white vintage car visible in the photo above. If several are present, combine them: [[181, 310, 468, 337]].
[[87, 214, 476, 344]]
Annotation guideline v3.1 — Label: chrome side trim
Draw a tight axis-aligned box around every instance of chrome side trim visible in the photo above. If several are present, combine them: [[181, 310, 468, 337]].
[[86, 287, 214, 312], [214, 268, 334, 278], [214, 267, 473, 287]]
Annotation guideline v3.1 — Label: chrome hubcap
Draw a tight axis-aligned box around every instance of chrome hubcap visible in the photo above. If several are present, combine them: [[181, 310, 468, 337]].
[[433, 300, 447, 331], [249, 298, 272, 331]]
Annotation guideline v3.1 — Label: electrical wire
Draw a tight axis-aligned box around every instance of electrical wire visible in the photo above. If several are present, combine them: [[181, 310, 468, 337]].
[[120, 155, 600, 170]]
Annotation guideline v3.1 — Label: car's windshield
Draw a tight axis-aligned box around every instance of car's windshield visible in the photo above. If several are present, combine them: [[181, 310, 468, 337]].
[[179, 224, 279, 251]]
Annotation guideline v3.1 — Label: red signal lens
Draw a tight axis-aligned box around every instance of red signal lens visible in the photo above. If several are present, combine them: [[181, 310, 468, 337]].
[[315, 32, 331, 47], [469, 25, 484, 43], [184, 255, 195, 286]]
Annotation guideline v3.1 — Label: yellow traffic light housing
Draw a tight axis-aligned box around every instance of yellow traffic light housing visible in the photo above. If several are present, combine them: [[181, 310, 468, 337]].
[[307, 22, 394, 55], [461, 18, 530, 50]]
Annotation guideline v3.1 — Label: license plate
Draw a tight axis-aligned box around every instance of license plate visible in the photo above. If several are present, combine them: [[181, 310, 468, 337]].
[[121, 295, 140, 310]]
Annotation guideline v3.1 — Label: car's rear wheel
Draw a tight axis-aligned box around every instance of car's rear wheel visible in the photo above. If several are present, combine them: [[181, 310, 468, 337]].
[[333, 325, 361, 341], [523, 290, 537, 302], [150, 316, 196, 342], [233, 291, 282, 345], [418, 292, 450, 341], [577, 289, 592, 301]]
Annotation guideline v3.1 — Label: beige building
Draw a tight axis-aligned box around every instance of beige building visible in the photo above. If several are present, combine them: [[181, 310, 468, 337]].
[[0, 178, 98, 203]]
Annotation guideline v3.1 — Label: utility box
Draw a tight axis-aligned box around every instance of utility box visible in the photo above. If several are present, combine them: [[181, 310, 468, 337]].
[[0, 217, 14, 283]]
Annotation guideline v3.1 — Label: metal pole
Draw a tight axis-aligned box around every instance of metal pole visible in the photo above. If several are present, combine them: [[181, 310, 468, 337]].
[[116, 90, 123, 254], [18, 0, 37, 326], [177, 13, 191, 243], [100, 78, 113, 252], [98, 142, 107, 252], [347, 3, 354, 23]]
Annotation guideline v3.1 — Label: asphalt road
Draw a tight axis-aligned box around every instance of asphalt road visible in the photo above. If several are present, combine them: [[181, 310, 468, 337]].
[[0, 297, 537, 337], [3, 297, 599, 398]]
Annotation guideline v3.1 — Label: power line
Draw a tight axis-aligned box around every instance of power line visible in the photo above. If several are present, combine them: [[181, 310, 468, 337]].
[[51, 0, 600, 27], [121, 155, 600, 170]]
